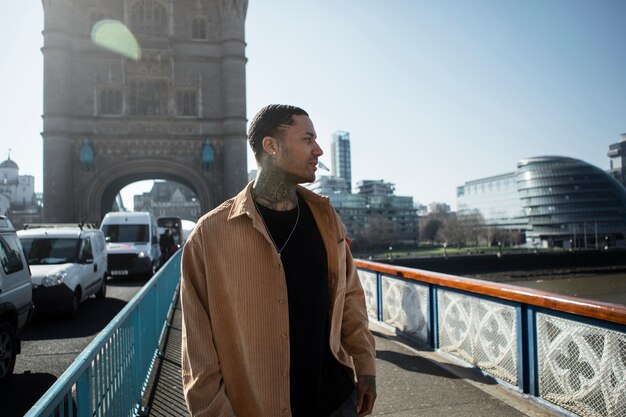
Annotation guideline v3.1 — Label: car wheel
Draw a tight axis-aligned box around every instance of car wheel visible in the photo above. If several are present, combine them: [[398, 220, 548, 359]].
[[0, 321, 17, 384], [68, 288, 81, 318], [96, 276, 107, 299]]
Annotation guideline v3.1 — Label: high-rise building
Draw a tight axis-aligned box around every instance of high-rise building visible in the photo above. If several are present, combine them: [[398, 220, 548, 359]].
[[607, 133, 626, 186], [331, 131, 352, 191]]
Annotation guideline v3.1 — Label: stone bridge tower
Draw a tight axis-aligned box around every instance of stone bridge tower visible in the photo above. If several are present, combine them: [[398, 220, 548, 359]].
[[41, 0, 248, 223]]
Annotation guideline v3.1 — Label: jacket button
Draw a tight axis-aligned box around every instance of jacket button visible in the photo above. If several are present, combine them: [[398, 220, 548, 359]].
[[282, 333, 288, 340], [278, 298, 285, 304]]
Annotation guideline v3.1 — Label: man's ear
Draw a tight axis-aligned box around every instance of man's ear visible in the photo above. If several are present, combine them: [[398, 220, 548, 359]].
[[262, 136, 278, 155]]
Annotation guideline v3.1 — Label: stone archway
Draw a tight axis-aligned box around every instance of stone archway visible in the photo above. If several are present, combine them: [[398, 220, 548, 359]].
[[41, 0, 248, 223], [82, 158, 215, 224]]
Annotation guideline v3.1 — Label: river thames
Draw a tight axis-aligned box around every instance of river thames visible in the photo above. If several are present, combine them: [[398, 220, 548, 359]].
[[507, 272, 626, 305]]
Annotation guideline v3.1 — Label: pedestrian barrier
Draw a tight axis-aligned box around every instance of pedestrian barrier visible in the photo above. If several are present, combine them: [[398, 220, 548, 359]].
[[356, 259, 626, 417], [24, 250, 182, 417]]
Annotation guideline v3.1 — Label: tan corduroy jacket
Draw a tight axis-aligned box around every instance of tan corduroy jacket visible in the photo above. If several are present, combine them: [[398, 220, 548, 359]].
[[180, 182, 376, 417]]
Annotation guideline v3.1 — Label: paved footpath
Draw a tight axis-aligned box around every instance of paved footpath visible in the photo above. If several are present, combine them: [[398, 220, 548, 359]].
[[369, 324, 559, 417], [143, 305, 560, 417]]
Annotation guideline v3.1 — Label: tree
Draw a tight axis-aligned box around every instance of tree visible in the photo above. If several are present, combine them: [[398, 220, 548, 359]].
[[420, 217, 442, 243], [457, 210, 486, 246], [439, 216, 467, 248], [360, 215, 394, 250]]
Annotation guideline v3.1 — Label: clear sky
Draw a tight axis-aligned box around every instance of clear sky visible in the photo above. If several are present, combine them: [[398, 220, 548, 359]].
[[2, 0, 625, 210]]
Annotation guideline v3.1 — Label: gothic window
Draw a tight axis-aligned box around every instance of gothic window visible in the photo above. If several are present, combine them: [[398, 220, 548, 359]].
[[129, 80, 168, 116], [99, 89, 122, 115], [176, 90, 198, 116], [130, 0, 167, 36], [191, 18, 207, 39]]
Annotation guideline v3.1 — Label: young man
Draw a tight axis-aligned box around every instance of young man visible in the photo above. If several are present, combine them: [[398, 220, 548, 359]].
[[181, 104, 377, 417]]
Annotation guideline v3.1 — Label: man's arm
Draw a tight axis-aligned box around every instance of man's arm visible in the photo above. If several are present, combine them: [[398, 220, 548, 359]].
[[340, 233, 377, 415], [180, 239, 235, 417]]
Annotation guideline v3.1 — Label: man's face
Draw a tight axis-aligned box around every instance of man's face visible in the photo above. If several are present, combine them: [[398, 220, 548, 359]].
[[273, 115, 323, 183]]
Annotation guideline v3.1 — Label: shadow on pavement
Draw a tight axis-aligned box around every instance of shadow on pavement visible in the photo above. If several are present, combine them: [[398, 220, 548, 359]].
[[376, 349, 497, 385], [21, 296, 128, 341], [371, 329, 498, 385], [0, 372, 58, 417]]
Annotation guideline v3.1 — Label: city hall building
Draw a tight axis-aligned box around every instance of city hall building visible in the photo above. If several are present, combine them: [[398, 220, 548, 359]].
[[457, 156, 626, 248]]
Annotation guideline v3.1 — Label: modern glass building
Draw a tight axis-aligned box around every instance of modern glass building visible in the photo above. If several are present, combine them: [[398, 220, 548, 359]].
[[517, 156, 626, 247], [331, 131, 352, 191], [306, 176, 419, 245], [458, 156, 626, 248], [457, 172, 527, 230]]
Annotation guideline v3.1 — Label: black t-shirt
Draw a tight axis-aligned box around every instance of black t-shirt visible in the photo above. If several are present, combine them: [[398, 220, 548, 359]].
[[255, 194, 354, 417]]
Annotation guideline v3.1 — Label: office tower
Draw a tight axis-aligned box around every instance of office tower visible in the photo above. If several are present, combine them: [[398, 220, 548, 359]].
[[331, 131, 352, 191], [607, 133, 626, 186]]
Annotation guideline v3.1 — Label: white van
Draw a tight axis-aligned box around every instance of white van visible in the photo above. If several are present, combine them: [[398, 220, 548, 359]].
[[0, 215, 33, 383], [100, 212, 161, 278], [18, 224, 107, 317]]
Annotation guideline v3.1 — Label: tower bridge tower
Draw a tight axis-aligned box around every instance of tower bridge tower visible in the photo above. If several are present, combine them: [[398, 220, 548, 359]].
[[41, 0, 248, 223]]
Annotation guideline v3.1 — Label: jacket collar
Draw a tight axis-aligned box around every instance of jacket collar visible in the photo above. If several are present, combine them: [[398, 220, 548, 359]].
[[228, 180, 329, 221]]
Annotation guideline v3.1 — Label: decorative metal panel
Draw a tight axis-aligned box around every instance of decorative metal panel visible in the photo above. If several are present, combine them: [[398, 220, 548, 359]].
[[537, 313, 626, 417], [438, 289, 518, 385], [358, 270, 378, 320], [381, 276, 430, 344]]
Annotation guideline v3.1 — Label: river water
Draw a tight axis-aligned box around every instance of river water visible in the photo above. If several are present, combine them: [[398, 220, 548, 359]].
[[507, 273, 626, 305]]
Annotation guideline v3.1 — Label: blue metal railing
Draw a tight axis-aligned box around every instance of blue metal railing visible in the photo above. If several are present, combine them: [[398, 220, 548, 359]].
[[356, 259, 626, 417], [24, 250, 182, 417]]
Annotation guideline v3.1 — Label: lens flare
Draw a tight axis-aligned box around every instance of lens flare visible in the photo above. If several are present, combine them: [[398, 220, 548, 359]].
[[91, 19, 141, 61]]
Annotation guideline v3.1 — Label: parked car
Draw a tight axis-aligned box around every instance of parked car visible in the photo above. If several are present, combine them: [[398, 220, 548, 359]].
[[17, 224, 107, 317], [0, 215, 34, 383], [100, 212, 161, 278]]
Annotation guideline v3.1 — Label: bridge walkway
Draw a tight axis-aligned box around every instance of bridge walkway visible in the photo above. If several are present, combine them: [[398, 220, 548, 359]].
[[141, 296, 559, 417]]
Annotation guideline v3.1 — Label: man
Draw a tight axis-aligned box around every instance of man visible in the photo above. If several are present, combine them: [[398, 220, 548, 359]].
[[159, 229, 175, 263], [180, 104, 377, 417]]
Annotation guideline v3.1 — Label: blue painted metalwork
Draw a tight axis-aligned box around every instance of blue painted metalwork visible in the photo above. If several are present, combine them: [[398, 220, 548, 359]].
[[356, 261, 626, 417], [376, 271, 383, 322], [430, 285, 438, 349], [23, 250, 182, 417]]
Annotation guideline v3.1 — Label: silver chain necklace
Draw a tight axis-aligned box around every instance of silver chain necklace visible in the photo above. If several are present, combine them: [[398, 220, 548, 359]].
[[253, 198, 300, 257]]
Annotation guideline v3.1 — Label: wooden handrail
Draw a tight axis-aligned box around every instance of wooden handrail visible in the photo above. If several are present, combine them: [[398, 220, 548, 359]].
[[355, 259, 626, 326]]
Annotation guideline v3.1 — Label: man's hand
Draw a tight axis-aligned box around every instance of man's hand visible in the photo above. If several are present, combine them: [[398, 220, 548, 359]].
[[356, 375, 376, 416]]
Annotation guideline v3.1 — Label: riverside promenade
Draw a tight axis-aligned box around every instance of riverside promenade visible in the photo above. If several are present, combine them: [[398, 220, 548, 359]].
[[141, 300, 560, 417]]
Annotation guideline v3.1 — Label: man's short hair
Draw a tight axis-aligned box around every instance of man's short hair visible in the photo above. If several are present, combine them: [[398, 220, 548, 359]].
[[248, 104, 309, 160]]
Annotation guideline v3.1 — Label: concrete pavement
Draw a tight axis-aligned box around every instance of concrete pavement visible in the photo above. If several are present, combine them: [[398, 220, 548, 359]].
[[143, 306, 561, 417]]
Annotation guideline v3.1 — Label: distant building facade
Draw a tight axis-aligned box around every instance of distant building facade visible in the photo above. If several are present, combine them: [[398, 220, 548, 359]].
[[306, 176, 419, 247], [0, 157, 42, 228], [607, 133, 626, 186], [456, 172, 528, 230], [457, 155, 626, 248], [133, 181, 201, 221], [331, 131, 352, 191], [307, 130, 418, 247]]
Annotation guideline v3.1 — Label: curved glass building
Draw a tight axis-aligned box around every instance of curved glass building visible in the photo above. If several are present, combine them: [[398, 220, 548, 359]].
[[457, 156, 626, 248], [516, 156, 626, 247]]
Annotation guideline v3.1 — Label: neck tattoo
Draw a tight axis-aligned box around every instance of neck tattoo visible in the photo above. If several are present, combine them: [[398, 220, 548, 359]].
[[253, 198, 300, 257]]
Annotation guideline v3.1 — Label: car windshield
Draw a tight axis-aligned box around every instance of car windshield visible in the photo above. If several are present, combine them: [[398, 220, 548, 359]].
[[20, 238, 79, 265], [102, 224, 149, 244]]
